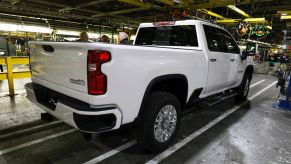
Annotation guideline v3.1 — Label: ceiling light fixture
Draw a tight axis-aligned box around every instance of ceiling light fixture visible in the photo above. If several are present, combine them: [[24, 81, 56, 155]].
[[244, 18, 265, 22], [216, 19, 240, 23], [0, 22, 52, 33], [198, 9, 226, 19], [281, 15, 291, 20], [227, 5, 250, 18], [266, 26, 272, 30]]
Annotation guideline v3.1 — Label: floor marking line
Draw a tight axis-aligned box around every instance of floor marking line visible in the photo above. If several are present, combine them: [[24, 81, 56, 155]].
[[0, 121, 62, 140], [83, 140, 137, 164], [249, 81, 277, 100], [250, 79, 265, 88], [145, 81, 277, 164], [0, 129, 76, 155]]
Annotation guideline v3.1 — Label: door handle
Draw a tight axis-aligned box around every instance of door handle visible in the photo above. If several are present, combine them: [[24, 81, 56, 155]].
[[230, 59, 235, 62], [210, 59, 217, 62]]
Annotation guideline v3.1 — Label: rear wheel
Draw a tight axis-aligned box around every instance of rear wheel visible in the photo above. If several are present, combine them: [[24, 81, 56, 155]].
[[235, 73, 251, 102], [137, 91, 181, 153]]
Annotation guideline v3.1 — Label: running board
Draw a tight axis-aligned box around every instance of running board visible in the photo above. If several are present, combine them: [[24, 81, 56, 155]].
[[200, 92, 238, 107]]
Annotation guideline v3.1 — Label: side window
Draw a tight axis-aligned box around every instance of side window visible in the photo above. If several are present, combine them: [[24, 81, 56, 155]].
[[203, 25, 224, 52], [169, 26, 198, 47], [219, 29, 241, 54], [135, 27, 157, 45]]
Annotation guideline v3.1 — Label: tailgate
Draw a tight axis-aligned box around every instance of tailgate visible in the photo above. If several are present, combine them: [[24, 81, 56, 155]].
[[29, 42, 91, 93]]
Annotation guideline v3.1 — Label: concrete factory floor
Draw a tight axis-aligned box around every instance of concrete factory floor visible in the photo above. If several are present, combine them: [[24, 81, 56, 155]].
[[0, 74, 290, 164]]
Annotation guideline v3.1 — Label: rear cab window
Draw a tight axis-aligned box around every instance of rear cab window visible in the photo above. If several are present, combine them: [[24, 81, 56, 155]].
[[135, 25, 198, 47]]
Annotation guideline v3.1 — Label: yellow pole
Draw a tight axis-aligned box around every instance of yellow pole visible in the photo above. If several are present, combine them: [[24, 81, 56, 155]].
[[6, 57, 14, 96]]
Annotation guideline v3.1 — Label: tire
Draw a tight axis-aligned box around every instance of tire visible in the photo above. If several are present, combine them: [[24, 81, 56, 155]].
[[235, 73, 251, 102], [83, 132, 93, 141], [137, 91, 181, 153]]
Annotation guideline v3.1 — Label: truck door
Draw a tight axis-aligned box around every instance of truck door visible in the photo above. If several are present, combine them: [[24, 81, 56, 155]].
[[203, 25, 230, 94], [219, 29, 244, 88]]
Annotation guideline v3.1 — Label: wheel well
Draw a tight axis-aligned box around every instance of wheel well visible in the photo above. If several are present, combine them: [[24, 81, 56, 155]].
[[137, 74, 188, 122], [150, 78, 188, 107], [245, 65, 254, 79], [246, 65, 254, 74]]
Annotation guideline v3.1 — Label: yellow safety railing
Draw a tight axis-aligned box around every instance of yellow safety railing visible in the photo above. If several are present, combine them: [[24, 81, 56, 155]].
[[0, 56, 31, 96]]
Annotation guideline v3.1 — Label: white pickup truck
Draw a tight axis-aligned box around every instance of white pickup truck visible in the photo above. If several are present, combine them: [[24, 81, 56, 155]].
[[25, 20, 254, 152]]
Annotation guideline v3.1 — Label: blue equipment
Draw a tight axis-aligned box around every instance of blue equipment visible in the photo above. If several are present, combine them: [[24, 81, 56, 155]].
[[273, 74, 291, 111]]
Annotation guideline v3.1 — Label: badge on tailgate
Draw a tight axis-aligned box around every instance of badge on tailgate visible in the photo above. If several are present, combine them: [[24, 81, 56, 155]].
[[70, 79, 85, 86]]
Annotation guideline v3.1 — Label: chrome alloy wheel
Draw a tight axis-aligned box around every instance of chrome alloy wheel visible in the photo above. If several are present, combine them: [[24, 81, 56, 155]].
[[244, 78, 250, 97], [154, 105, 177, 143]]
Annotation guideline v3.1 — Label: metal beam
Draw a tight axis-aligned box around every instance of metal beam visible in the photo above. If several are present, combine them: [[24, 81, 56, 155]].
[[25, 0, 142, 24], [60, 0, 113, 11], [26, 0, 103, 14], [191, 0, 251, 9], [157, 0, 174, 6], [0, 11, 140, 31], [91, 0, 153, 19], [26, 0, 70, 9], [92, 8, 149, 17], [0, 2, 140, 27], [0, 2, 71, 20], [253, 0, 277, 2], [277, 11, 291, 15], [117, 0, 152, 8], [254, 5, 291, 12]]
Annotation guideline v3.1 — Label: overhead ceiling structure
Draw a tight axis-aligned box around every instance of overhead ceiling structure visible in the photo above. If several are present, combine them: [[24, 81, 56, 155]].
[[0, 0, 251, 31], [0, 0, 288, 42]]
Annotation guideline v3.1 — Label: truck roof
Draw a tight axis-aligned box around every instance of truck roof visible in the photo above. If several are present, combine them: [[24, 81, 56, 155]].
[[138, 19, 220, 28]]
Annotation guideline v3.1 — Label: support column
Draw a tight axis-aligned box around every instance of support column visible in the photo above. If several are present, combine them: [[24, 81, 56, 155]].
[[6, 57, 14, 96]]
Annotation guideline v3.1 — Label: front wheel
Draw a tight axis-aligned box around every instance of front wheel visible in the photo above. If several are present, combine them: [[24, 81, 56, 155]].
[[137, 91, 181, 153], [235, 73, 251, 102]]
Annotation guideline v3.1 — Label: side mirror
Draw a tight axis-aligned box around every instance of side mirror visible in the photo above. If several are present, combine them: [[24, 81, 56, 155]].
[[241, 50, 248, 60]]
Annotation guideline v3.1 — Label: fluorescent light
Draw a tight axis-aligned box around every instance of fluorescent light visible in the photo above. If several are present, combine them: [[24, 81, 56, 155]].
[[281, 15, 291, 20], [244, 18, 265, 22], [0, 23, 17, 31], [56, 30, 79, 36], [198, 9, 226, 19], [216, 19, 240, 23], [227, 5, 250, 18], [0, 22, 52, 33], [18, 25, 52, 33], [266, 26, 272, 30]]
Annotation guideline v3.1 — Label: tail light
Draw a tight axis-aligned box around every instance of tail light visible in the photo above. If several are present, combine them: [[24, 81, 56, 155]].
[[87, 50, 111, 95]]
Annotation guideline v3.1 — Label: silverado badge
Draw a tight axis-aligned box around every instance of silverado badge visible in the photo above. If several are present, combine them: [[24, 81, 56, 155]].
[[70, 79, 85, 86]]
